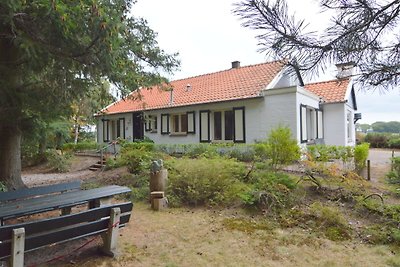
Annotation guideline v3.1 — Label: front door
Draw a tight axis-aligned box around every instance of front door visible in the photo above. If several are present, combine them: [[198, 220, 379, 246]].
[[132, 112, 144, 141]]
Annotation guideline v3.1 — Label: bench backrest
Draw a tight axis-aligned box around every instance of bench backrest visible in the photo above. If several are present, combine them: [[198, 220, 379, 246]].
[[0, 202, 132, 260], [0, 181, 82, 203]]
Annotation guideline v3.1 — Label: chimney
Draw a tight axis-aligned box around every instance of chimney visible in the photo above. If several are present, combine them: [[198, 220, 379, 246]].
[[336, 62, 355, 79], [186, 84, 192, 92], [231, 61, 240, 69], [169, 89, 174, 104]]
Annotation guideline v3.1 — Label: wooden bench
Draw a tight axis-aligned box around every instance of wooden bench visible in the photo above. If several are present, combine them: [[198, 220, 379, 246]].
[[0, 181, 82, 203], [0, 202, 133, 267]]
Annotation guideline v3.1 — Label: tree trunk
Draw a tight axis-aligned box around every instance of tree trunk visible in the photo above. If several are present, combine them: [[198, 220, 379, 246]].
[[74, 121, 79, 144], [38, 134, 47, 162], [0, 124, 25, 190]]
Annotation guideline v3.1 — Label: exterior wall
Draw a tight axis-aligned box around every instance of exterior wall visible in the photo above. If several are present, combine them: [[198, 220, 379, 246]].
[[322, 102, 356, 146], [262, 87, 298, 141], [97, 113, 133, 144], [144, 98, 266, 144], [323, 103, 346, 146]]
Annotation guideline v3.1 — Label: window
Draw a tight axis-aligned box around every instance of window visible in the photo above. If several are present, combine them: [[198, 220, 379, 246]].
[[300, 105, 323, 143], [145, 115, 157, 132], [116, 118, 125, 139], [347, 110, 352, 142], [317, 110, 323, 139], [187, 111, 195, 133], [233, 107, 245, 142], [200, 110, 210, 142], [214, 111, 222, 140], [102, 119, 109, 142], [212, 108, 245, 143], [171, 114, 187, 134], [152, 116, 158, 132], [161, 114, 170, 134], [213, 110, 234, 141]]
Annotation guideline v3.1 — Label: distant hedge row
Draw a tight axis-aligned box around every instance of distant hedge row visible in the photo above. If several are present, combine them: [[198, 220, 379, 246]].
[[360, 133, 400, 149]]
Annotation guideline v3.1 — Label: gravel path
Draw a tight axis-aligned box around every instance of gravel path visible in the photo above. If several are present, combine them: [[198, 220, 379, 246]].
[[22, 156, 99, 187]]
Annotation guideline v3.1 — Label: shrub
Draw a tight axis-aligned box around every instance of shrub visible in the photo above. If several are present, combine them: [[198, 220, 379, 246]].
[[354, 143, 370, 172], [239, 171, 298, 212], [121, 142, 155, 152], [62, 142, 99, 152], [0, 182, 6, 192], [130, 174, 150, 201], [45, 149, 72, 173], [263, 126, 300, 169], [388, 138, 400, 149], [166, 157, 248, 206], [119, 147, 152, 174], [364, 133, 389, 148], [387, 157, 400, 184], [309, 202, 352, 241], [362, 224, 400, 245]]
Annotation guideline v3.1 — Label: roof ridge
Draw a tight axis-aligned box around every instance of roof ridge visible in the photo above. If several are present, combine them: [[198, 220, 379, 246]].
[[171, 59, 286, 83]]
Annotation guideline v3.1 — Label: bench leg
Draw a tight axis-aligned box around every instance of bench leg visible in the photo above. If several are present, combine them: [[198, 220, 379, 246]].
[[10, 228, 25, 267], [89, 197, 112, 209], [101, 207, 121, 257], [60, 207, 72, 215]]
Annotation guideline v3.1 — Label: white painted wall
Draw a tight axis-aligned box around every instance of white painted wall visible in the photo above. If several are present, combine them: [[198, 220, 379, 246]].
[[144, 98, 267, 144], [322, 102, 357, 146], [97, 113, 134, 144]]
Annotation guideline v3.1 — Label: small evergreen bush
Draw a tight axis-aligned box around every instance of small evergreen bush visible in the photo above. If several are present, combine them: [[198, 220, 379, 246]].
[[264, 126, 300, 169], [239, 171, 298, 211], [45, 149, 72, 173], [387, 157, 400, 184], [354, 143, 370, 172], [166, 157, 247, 206]]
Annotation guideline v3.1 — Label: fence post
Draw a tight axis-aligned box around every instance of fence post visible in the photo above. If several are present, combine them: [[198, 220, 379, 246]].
[[367, 160, 371, 181], [392, 150, 395, 171], [10, 228, 25, 267], [102, 207, 121, 257]]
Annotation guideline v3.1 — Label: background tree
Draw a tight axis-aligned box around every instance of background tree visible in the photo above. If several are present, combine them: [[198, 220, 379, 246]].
[[0, 0, 179, 189], [70, 81, 115, 144], [234, 0, 400, 89], [372, 121, 400, 133]]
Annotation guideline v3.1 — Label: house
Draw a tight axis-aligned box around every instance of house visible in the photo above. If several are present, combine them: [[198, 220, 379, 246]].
[[96, 60, 359, 147]]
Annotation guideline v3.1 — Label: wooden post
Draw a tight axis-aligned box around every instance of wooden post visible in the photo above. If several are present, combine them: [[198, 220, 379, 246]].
[[367, 160, 371, 181], [102, 208, 121, 257], [392, 150, 395, 171], [10, 228, 25, 267]]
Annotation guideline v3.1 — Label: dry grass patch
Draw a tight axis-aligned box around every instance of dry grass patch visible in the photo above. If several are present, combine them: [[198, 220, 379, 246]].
[[60, 203, 400, 267]]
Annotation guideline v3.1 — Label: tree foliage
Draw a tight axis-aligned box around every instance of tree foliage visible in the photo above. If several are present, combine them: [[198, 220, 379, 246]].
[[0, 0, 179, 188], [234, 0, 400, 89]]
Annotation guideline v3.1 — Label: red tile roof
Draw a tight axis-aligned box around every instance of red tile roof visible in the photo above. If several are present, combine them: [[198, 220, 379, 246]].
[[101, 61, 351, 115], [102, 60, 286, 114], [305, 78, 350, 103]]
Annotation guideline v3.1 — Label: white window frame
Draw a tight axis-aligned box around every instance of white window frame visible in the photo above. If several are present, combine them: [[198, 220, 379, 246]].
[[300, 104, 321, 143]]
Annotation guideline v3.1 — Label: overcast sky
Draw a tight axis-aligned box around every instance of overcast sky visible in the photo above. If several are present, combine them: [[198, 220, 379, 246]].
[[132, 0, 400, 124]]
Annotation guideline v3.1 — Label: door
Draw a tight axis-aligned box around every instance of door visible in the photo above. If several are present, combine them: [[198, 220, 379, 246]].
[[132, 112, 144, 140]]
